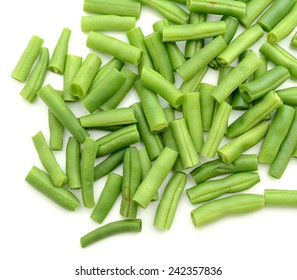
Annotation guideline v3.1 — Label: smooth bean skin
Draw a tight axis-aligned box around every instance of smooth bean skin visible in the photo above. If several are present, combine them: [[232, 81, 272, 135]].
[[264, 189, 297, 207], [276, 87, 297, 106], [191, 194, 265, 227]]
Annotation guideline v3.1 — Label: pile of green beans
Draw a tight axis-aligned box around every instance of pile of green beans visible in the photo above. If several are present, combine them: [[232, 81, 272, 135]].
[[11, 0, 297, 247]]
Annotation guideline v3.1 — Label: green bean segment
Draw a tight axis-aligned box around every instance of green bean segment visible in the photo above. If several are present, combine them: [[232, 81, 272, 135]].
[[291, 32, 297, 49], [199, 83, 215, 132], [48, 104, 64, 151], [191, 154, 258, 184], [179, 66, 208, 93], [191, 194, 265, 227], [80, 219, 142, 248], [276, 87, 297, 106], [187, 172, 260, 204], [154, 172, 187, 230], [25, 166, 79, 211], [265, 189, 297, 207]]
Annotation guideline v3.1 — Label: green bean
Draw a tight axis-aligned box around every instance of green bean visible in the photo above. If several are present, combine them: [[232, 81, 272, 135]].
[[81, 15, 136, 32], [201, 101, 232, 158], [239, 66, 290, 102], [218, 121, 269, 164], [70, 53, 102, 99], [139, 147, 152, 181], [48, 28, 71, 74], [191, 154, 258, 184], [291, 31, 297, 49], [37, 84, 89, 144], [81, 137, 98, 208], [185, 13, 207, 58], [212, 51, 262, 104], [191, 194, 264, 227], [126, 27, 154, 73], [187, 0, 246, 18], [154, 172, 187, 230], [120, 148, 142, 218], [182, 92, 204, 152], [258, 105, 295, 164], [216, 24, 264, 68], [171, 118, 200, 169], [11, 35, 44, 82], [140, 66, 184, 109], [238, 0, 274, 28], [20, 47, 49, 103], [199, 83, 215, 131], [96, 124, 140, 157], [25, 166, 79, 211], [86, 31, 143, 66], [32, 131, 68, 187], [227, 91, 282, 138], [276, 87, 297, 106], [63, 54, 82, 102], [135, 80, 168, 133], [83, 0, 141, 18], [162, 21, 226, 42], [217, 66, 234, 106], [133, 147, 179, 209], [66, 137, 82, 189], [91, 173, 122, 223], [82, 69, 126, 113], [179, 66, 208, 93], [94, 149, 126, 181], [131, 102, 164, 160], [177, 36, 227, 81], [139, 0, 189, 24], [253, 56, 267, 79], [269, 107, 297, 179], [187, 172, 260, 204], [265, 189, 297, 207], [259, 41, 297, 80]]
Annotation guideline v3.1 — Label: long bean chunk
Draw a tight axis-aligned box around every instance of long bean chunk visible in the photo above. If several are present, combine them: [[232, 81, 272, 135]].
[[265, 189, 297, 207], [276, 87, 297, 106]]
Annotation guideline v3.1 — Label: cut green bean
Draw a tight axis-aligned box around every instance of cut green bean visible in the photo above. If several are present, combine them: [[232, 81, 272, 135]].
[[253, 56, 267, 79], [216, 24, 264, 68], [133, 147, 179, 209], [259, 41, 297, 80], [48, 28, 71, 74], [171, 118, 200, 169], [191, 154, 258, 184], [91, 173, 122, 223], [140, 66, 184, 109], [154, 172, 187, 230], [258, 105, 295, 164], [187, 172, 260, 204], [25, 166, 79, 211], [139, 0, 189, 24], [82, 69, 126, 113], [291, 31, 297, 49], [81, 15, 136, 32], [32, 131, 67, 187], [96, 124, 140, 157], [276, 87, 297, 106], [182, 92, 204, 152], [66, 137, 82, 189], [187, 0, 246, 18], [37, 84, 89, 144], [81, 137, 98, 208], [265, 189, 297, 207], [120, 148, 142, 218], [20, 47, 49, 103], [179, 66, 208, 93], [144, 31, 174, 83], [227, 91, 282, 138], [11, 35, 44, 82], [217, 65, 234, 106], [94, 149, 126, 181], [218, 121, 269, 164], [83, 0, 141, 18], [63, 54, 82, 102], [162, 21, 226, 42], [269, 107, 297, 179], [177, 36, 226, 81], [131, 102, 164, 160], [212, 51, 262, 103], [139, 147, 152, 181], [201, 101, 232, 158], [86, 31, 143, 66], [191, 194, 264, 227], [80, 219, 142, 248], [240, 66, 290, 102]]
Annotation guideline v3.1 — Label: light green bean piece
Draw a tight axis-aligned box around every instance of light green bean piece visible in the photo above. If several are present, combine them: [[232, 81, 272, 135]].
[[276, 87, 297, 106], [265, 189, 297, 207], [179, 66, 208, 93]]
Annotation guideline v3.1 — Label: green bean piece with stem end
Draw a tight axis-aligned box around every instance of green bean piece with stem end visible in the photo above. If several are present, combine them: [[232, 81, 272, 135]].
[[265, 189, 297, 207]]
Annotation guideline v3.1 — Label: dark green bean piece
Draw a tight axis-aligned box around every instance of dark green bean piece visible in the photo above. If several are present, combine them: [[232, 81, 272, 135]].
[[199, 83, 215, 131], [276, 87, 297, 106], [265, 189, 297, 207], [25, 166, 79, 211], [80, 219, 142, 248]]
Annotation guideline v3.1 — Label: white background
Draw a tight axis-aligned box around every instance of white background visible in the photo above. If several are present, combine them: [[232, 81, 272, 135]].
[[1, 0, 297, 279]]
